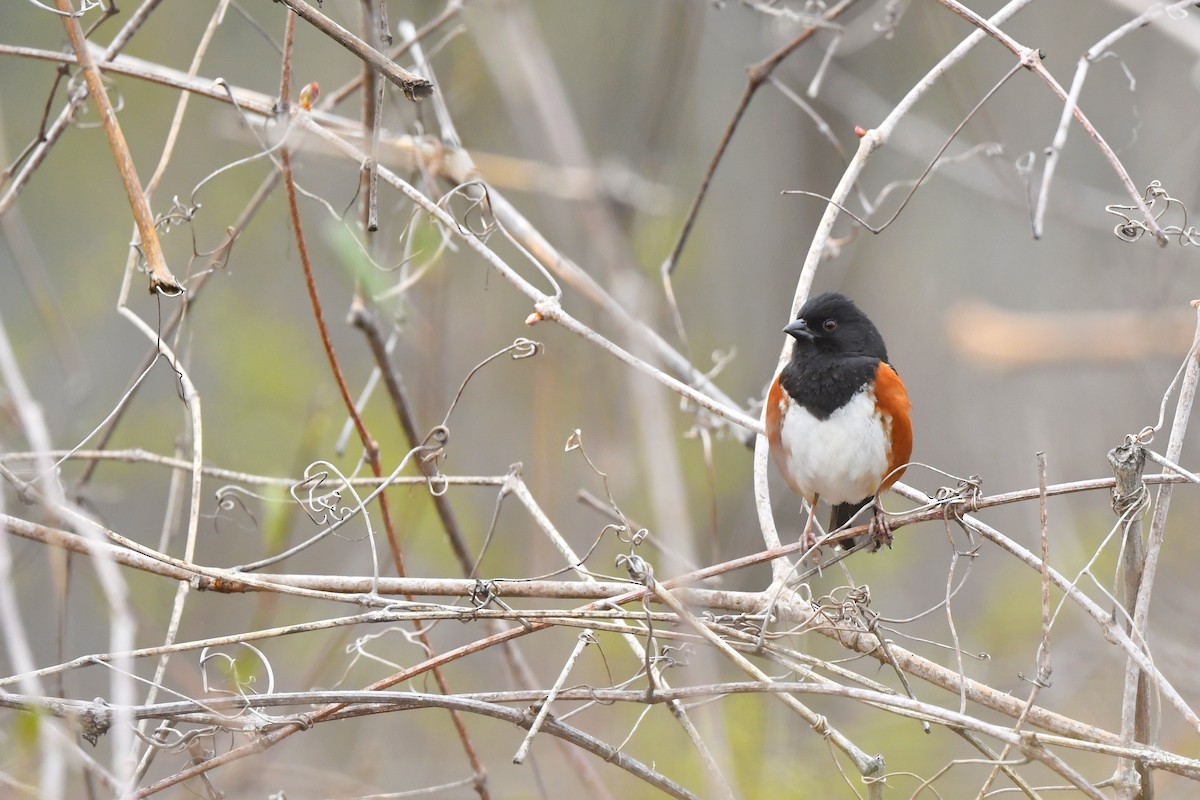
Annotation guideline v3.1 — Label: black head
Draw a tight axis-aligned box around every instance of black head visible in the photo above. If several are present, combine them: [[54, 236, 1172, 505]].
[[783, 291, 888, 362]]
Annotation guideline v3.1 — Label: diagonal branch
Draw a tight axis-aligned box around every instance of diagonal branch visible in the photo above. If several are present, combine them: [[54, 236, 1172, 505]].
[[53, 0, 182, 294]]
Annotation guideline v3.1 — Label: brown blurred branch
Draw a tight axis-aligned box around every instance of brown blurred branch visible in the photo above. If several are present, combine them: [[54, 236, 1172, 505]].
[[946, 301, 1193, 369], [53, 0, 182, 295]]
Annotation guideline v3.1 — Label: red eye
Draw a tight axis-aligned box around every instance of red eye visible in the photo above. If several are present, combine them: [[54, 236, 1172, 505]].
[[823, 319, 838, 332]]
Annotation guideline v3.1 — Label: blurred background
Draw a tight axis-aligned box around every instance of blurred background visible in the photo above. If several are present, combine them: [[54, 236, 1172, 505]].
[[2, 0, 1200, 797]]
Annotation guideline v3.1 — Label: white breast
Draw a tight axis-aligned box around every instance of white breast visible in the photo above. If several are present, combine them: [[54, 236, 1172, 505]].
[[776, 388, 891, 504]]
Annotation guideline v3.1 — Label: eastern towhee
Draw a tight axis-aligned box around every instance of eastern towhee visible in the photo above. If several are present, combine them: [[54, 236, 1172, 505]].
[[765, 292, 912, 550]]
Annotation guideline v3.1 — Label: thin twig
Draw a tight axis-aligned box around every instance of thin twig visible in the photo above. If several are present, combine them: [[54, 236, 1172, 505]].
[[275, 0, 434, 100], [53, 0, 182, 294], [783, 60, 1023, 235], [933, 0, 1166, 244], [325, 0, 464, 108], [512, 632, 592, 764], [1036, 451, 1053, 686], [660, 0, 860, 275], [359, 0, 382, 232]]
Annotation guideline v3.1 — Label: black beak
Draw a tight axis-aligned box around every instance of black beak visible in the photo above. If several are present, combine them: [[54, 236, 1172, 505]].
[[783, 318, 813, 341]]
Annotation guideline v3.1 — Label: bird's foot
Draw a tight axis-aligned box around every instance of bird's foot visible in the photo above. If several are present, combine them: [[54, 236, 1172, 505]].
[[800, 528, 824, 559], [800, 506, 824, 561], [867, 506, 894, 552]]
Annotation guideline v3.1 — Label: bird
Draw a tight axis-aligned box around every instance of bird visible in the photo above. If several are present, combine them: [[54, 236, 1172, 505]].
[[765, 291, 912, 551]]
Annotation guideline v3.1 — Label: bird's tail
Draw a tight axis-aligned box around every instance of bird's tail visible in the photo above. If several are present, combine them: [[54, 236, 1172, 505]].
[[829, 500, 869, 549]]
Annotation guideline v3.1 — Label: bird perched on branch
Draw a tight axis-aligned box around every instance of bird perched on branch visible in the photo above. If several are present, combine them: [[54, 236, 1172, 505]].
[[765, 292, 912, 551]]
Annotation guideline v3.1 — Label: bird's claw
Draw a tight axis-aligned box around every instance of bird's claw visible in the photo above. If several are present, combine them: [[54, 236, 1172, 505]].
[[867, 506, 894, 552], [800, 529, 824, 560]]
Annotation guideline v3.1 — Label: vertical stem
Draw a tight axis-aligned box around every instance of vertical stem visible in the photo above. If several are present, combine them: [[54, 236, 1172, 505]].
[[1036, 451, 1052, 684], [279, 12, 490, 797], [1118, 302, 1200, 797]]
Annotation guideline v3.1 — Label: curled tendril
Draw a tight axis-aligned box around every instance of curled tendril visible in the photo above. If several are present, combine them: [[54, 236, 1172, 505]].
[[422, 424, 450, 451], [932, 474, 984, 518], [438, 181, 496, 239], [199, 642, 274, 706], [155, 196, 199, 234], [650, 652, 680, 669], [133, 724, 219, 752], [30, 0, 104, 17], [584, 685, 618, 707], [288, 463, 376, 550], [510, 337, 542, 359], [258, 713, 314, 733], [439, 179, 563, 300], [427, 472, 449, 497], [1128, 427, 1155, 447], [814, 585, 873, 626], [210, 486, 260, 534], [290, 470, 351, 527], [439, 338, 544, 429], [417, 425, 451, 494], [656, 643, 692, 669], [469, 580, 498, 608], [1112, 475, 1150, 520], [874, 0, 910, 37], [1106, 180, 1200, 246], [615, 553, 653, 585], [607, 524, 648, 547], [67, 72, 124, 127]]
